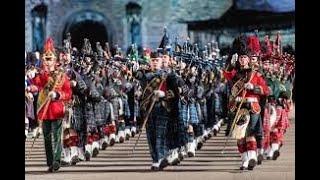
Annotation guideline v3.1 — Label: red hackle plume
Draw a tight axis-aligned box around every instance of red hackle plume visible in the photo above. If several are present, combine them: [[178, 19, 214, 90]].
[[247, 35, 261, 55], [44, 37, 55, 53]]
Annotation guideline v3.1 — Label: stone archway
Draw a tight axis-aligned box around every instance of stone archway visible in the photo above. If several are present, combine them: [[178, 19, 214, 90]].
[[62, 10, 115, 51]]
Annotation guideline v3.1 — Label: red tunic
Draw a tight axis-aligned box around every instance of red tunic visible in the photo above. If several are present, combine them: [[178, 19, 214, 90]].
[[32, 71, 72, 121], [223, 69, 270, 100]]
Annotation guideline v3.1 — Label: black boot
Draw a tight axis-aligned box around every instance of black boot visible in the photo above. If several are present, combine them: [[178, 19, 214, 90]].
[[92, 148, 99, 157], [257, 154, 263, 165], [272, 150, 280, 160], [159, 158, 168, 170], [85, 151, 91, 161], [101, 142, 107, 150], [52, 161, 60, 172], [247, 159, 256, 170], [126, 133, 130, 140]]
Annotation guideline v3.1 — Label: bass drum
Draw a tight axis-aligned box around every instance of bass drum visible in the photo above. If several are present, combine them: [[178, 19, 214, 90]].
[[232, 108, 250, 140]]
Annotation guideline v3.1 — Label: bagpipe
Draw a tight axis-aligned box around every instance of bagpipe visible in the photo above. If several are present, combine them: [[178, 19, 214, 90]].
[[171, 39, 223, 70]]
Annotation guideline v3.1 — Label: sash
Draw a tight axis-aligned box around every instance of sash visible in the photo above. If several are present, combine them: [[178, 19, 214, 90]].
[[37, 71, 65, 115]]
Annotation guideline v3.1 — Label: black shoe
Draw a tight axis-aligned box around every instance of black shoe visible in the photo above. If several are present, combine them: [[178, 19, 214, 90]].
[[159, 159, 168, 170], [248, 159, 256, 170], [171, 158, 180, 166], [266, 156, 271, 160], [214, 129, 218, 136], [52, 162, 60, 172], [208, 133, 212, 138], [119, 137, 125, 143], [187, 151, 195, 157], [239, 166, 246, 170], [92, 148, 99, 157], [47, 166, 54, 173], [85, 151, 91, 161], [131, 131, 135, 137], [178, 153, 184, 161], [272, 150, 280, 160], [109, 139, 115, 146], [101, 142, 107, 150], [197, 142, 203, 150], [151, 166, 160, 171], [204, 135, 209, 141], [126, 134, 130, 140], [60, 160, 70, 167], [257, 154, 263, 165], [71, 156, 79, 165]]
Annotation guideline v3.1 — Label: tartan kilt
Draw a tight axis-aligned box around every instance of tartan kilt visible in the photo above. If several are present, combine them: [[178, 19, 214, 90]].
[[84, 102, 96, 128], [111, 98, 120, 122], [166, 116, 179, 149], [189, 102, 199, 124], [214, 92, 223, 117], [123, 98, 131, 117], [103, 101, 112, 124], [134, 100, 140, 118], [178, 100, 189, 127], [199, 100, 208, 124], [71, 105, 85, 132], [94, 101, 106, 126], [151, 103, 169, 159], [206, 94, 216, 128], [177, 99, 188, 146]]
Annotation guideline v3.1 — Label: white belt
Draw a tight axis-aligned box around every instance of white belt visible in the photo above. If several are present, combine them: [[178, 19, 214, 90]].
[[235, 97, 258, 103]]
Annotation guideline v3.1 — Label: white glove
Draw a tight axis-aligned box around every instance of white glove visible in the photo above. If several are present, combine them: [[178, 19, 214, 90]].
[[244, 82, 254, 90], [154, 90, 165, 98], [231, 53, 238, 66], [26, 92, 34, 101], [70, 80, 77, 87], [48, 91, 57, 100]]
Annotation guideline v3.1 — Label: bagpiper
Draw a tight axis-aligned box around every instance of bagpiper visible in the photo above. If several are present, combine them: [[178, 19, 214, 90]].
[[223, 35, 270, 170]]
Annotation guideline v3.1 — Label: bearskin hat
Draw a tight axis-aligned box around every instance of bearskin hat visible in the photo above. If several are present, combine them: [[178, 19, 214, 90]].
[[231, 34, 248, 56]]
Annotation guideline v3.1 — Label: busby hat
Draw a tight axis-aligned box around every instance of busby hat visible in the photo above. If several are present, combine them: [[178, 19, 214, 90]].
[[231, 35, 249, 56]]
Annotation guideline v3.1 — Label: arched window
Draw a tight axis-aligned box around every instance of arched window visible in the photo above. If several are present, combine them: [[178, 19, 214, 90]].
[[31, 3, 47, 52], [126, 2, 142, 48]]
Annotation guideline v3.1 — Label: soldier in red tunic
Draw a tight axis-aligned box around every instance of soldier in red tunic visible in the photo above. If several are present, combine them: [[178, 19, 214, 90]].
[[30, 38, 72, 172], [223, 35, 270, 170]]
